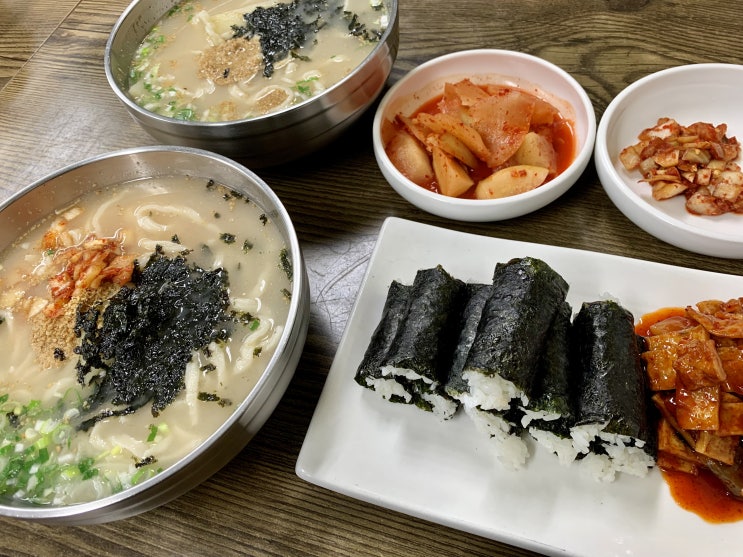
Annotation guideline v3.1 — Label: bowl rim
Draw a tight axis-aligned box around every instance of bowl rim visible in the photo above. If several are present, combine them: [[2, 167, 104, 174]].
[[0, 145, 308, 521], [594, 62, 743, 246], [104, 0, 400, 128], [372, 48, 597, 210]]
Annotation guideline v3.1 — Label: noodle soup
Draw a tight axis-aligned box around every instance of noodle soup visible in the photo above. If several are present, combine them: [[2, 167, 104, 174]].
[[0, 176, 292, 505], [128, 0, 390, 121]]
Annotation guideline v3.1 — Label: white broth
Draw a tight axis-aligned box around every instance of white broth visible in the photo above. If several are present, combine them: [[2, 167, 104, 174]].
[[128, 0, 390, 121], [0, 176, 292, 505]]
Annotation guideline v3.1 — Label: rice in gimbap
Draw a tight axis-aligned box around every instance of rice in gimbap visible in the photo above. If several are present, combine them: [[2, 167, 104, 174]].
[[569, 300, 656, 480]]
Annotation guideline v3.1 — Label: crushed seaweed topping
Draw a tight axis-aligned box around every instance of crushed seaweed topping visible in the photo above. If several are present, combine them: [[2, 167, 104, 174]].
[[73, 250, 231, 429], [135, 455, 158, 468], [279, 247, 293, 281], [221, 188, 246, 202], [231, 0, 383, 78], [220, 232, 236, 244], [197, 392, 232, 407], [343, 10, 384, 41]]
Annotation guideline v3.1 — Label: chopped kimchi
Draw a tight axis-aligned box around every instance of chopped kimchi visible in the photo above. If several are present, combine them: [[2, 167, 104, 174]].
[[620, 118, 743, 216], [383, 79, 575, 199], [641, 298, 743, 498]]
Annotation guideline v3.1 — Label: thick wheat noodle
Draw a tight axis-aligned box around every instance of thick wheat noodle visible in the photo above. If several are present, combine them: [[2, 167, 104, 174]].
[[207, 341, 228, 392], [137, 238, 189, 255], [134, 204, 219, 233], [183, 360, 201, 425], [90, 190, 125, 233], [236, 319, 282, 372], [231, 296, 261, 314]]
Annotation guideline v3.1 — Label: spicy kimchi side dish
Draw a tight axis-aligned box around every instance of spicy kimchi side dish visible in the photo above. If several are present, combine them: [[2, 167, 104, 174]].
[[620, 117, 743, 216], [381, 79, 577, 200], [639, 299, 743, 502], [0, 177, 293, 506]]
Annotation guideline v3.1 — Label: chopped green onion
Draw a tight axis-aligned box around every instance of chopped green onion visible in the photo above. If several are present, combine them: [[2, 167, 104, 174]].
[[0, 394, 104, 503]]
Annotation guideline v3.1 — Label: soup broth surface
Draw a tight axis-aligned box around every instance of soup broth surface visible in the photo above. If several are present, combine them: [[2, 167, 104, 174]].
[[0, 176, 292, 505], [128, 0, 389, 121]]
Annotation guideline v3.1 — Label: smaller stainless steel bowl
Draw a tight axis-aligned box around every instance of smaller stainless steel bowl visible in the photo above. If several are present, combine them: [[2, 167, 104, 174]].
[[0, 146, 310, 524], [105, 0, 399, 166]]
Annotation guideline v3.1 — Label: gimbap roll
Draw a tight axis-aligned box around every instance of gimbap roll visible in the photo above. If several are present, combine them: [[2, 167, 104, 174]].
[[454, 258, 569, 468], [444, 282, 492, 401], [379, 265, 464, 419], [523, 301, 579, 466], [354, 280, 415, 404], [569, 300, 655, 480], [460, 257, 569, 413]]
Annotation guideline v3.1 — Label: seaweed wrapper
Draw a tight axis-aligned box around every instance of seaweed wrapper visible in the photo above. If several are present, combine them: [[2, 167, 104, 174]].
[[444, 282, 492, 400], [572, 300, 651, 444], [462, 257, 569, 408], [354, 280, 414, 403], [381, 265, 464, 384], [379, 266, 465, 418], [523, 300, 576, 435]]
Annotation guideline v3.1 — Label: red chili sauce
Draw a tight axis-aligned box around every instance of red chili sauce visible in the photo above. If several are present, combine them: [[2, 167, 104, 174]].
[[636, 307, 743, 523]]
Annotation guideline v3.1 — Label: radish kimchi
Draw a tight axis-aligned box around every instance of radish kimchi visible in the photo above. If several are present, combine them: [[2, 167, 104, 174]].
[[382, 79, 576, 199]]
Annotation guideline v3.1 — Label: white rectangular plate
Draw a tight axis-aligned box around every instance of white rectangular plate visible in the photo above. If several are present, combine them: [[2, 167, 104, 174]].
[[296, 217, 743, 557]]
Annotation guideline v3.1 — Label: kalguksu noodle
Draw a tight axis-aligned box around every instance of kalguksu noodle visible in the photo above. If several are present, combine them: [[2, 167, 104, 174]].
[[128, 0, 390, 121], [0, 176, 292, 505]]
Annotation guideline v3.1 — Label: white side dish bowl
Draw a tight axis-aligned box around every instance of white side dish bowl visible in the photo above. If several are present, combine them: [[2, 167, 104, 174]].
[[372, 49, 596, 222], [595, 63, 743, 258]]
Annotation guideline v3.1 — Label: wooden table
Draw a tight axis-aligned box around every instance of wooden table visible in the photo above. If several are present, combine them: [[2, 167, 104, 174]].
[[1, 1, 742, 555]]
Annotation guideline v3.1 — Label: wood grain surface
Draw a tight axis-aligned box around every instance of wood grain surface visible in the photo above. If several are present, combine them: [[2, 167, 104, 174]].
[[1, 1, 742, 556], [0, 0, 81, 89]]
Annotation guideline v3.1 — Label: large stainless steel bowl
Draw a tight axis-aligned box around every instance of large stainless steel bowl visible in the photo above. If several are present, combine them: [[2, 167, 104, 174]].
[[104, 0, 399, 166], [0, 146, 310, 524]]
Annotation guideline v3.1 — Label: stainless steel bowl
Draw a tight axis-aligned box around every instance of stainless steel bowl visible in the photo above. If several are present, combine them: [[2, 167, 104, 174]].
[[0, 146, 310, 524], [104, 0, 399, 166]]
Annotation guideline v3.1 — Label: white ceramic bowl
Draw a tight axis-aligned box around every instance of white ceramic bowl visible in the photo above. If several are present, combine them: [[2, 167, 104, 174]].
[[372, 49, 596, 222], [595, 63, 743, 259]]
